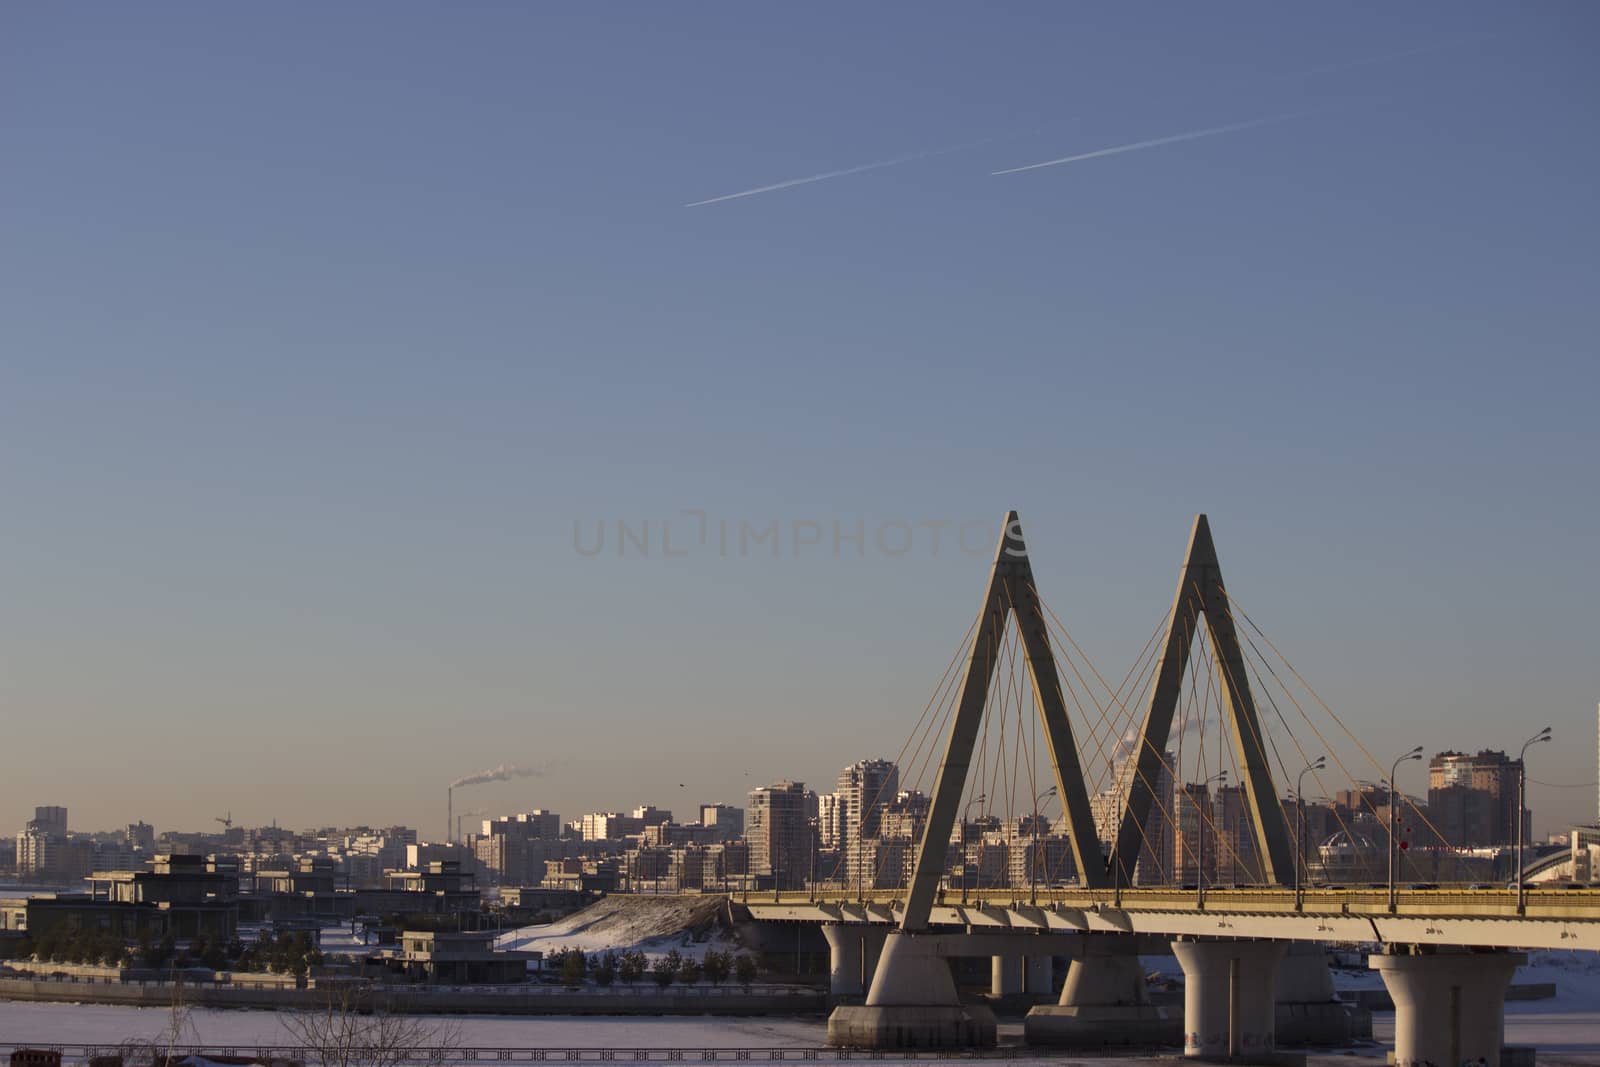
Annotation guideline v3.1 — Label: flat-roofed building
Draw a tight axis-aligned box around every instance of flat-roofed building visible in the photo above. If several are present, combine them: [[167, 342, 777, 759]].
[[371, 929, 536, 984]]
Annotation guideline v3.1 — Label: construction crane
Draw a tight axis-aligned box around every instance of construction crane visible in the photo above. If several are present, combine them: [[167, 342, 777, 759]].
[[216, 811, 233, 831]]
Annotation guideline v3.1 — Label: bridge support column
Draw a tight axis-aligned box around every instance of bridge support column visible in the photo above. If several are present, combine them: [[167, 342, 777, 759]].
[[822, 925, 865, 999], [827, 931, 997, 1048], [1371, 948, 1525, 1067], [821, 925, 889, 1000], [1171, 938, 1287, 1060], [1276, 942, 1367, 1045], [862, 925, 888, 990], [1025, 935, 1174, 1047], [991, 953, 1024, 996], [1025, 954, 1054, 995]]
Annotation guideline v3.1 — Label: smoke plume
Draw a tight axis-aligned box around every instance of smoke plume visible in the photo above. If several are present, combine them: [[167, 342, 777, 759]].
[[451, 764, 542, 790]]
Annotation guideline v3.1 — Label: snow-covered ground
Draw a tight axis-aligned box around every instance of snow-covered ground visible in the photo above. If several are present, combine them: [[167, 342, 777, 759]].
[[313, 925, 376, 956], [2, 1000, 1598, 1064], [0, 1003, 827, 1047], [5, 949, 1598, 1063], [495, 897, 742, 962]]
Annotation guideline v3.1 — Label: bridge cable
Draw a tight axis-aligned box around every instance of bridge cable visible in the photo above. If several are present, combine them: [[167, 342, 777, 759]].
[[1219, 588, 1456, 862], [1185, 614, 1262, 882], [1196, 580, 1303, 880], [1232, 634, 1370, 872], [823, 605, 980, 890], [1033, 592, 1194, 886], [1053, 596, 1186, 885]]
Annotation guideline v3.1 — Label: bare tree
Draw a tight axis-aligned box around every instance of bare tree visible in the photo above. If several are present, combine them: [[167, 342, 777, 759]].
[[118, 973, 199, 1066], [162, 976, 199, 1057], [280, 983, 461, 1067]]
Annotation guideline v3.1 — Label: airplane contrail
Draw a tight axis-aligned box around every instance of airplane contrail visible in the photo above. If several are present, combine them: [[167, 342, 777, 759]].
[[685, 138, 998, 208], [991, 112, 1305, 177]]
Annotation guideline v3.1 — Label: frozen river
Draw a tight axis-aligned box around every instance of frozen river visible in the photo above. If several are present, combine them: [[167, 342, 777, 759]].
[[1, 1001, 1599, 1065], [0, 1002, 826, 1047]]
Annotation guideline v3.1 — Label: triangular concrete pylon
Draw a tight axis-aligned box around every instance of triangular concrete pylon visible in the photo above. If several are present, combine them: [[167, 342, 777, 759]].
[[901, 512, 1108, 934], [1108, 514, 1294, 886]]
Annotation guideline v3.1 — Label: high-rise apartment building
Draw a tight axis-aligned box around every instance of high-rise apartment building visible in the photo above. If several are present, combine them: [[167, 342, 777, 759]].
[[1213, 784, 1265, 884], [33, 807, 68, 837], [473, 812, 563, 886], [1428, 750, 1524, 847], [1173, 783, 1218, 885], [1090, 751, 1175, 884], [817, 793, 841, 849], [836, 759, 898, 889], [579, 812, 644, 841], [699, 804, 744, 841], [747, 780, 814, 890], [125, 822, 157, 853]]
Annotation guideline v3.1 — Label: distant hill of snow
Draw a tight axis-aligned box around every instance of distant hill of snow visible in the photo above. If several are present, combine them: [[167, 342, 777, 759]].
[[495, 894, 742, 961]]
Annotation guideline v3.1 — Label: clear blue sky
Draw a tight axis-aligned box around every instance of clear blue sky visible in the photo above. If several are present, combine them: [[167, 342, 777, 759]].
[[2, 4, 1596, 839]]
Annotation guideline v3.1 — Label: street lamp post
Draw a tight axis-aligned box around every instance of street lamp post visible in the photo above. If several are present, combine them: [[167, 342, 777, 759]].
[[1516, 727, 1552, 913], [1197, 771, 1227, 908], [1031, 786, 1057, 903], [1388, 746, 1423, 912], [1295, 755, 1326, 910], [961, 793, 987, 905]]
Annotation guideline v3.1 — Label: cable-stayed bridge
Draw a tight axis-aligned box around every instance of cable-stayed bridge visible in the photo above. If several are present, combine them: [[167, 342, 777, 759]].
[[743, 512, 1597, 1064]]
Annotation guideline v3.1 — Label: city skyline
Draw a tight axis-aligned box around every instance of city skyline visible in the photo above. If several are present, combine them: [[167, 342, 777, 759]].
[[7, 739, 1557, 899], [2, 6, 1597, 836], [5, 735, 1576, 847]]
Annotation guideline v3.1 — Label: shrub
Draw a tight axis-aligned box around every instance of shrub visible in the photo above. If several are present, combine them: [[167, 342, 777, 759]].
[[650, 955, 676, 988], [617, 950, 646, 984], [592, 950, 617, 987], [561, 948, 588, 988], [702, 950, 731, 986], [734, 955, 758, 989]]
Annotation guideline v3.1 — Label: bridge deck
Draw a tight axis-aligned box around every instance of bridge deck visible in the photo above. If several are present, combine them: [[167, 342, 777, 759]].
[[742, 887, 1600, 952]]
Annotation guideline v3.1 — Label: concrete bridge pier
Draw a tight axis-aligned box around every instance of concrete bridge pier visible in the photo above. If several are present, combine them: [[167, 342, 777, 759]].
[[1025, 935, 1174, 1047], [826, 931, 997, 1048], [1025, 953, 1053, 994], [990, 953, 1024, 996], [1275, 942, 1366, 1045], [1370, 947, 1525, 1067], [1171, 938, 1287, 1060], [822, 924, 888, 999]]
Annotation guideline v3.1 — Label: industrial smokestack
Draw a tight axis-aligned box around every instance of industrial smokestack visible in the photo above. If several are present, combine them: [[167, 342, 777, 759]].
[[447, 763, 546, 844], [450, 764, 541, 789]]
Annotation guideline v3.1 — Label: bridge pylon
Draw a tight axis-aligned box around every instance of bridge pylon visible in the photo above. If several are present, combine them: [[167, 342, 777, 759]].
[[1109, 514, 1294, 887], [829, 511, 1103, 1049], [902, 511, 1108, 927]]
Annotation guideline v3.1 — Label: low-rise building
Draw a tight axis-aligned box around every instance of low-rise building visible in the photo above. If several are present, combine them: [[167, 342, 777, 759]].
[[369, 929, 536, 984], [352, 860, 481, 919], [29, 854, 240, 942]]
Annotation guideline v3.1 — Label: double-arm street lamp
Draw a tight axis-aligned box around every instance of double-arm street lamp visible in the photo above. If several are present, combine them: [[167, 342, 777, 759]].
[[1387, 746, 1423, 911], [960, 793, 987, 904], [1197, 771, 1227, 907], [1516, 727, 1552, 912], [1295, 755, 1326, 909], [1031, 785, 1057, 902]]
